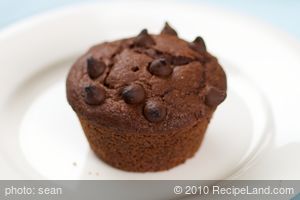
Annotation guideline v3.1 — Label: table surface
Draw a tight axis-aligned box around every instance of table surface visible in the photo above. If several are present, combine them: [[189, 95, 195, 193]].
[[0, 0, 300, 40]]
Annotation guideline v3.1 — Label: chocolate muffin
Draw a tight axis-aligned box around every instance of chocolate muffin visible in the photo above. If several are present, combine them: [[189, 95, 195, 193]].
[[66, 23, 227, 172]]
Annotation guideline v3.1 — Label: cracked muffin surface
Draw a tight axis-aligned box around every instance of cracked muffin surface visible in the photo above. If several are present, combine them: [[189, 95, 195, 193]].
[[66, 25, 226, 134]]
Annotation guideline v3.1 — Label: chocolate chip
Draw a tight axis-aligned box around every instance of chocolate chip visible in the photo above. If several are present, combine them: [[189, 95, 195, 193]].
[[122, 84, 145, 104], [205, 87, 226, 107], [160, 22, 178, 36], [87, 57, 106, 79], [149, 58, 173, 77], [133, 29, 155, 47], [84, 85, 105, 105], [172, 56, 192, 65], [143, 100, 166, 123], [189, 36, 206, 52]]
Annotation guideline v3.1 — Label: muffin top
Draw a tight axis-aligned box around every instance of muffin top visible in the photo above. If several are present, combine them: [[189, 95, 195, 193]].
[[66, 23, 227, 134]]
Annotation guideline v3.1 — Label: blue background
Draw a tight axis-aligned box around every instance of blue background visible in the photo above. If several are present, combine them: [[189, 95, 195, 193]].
[[0, 0, 300, 40]]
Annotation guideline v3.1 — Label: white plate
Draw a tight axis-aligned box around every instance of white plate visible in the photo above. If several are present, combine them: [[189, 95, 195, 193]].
[[0, 1, 299, 181]]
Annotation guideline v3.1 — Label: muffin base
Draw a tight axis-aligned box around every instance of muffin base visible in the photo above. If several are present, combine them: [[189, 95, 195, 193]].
[[79, 115, 211, 172]]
